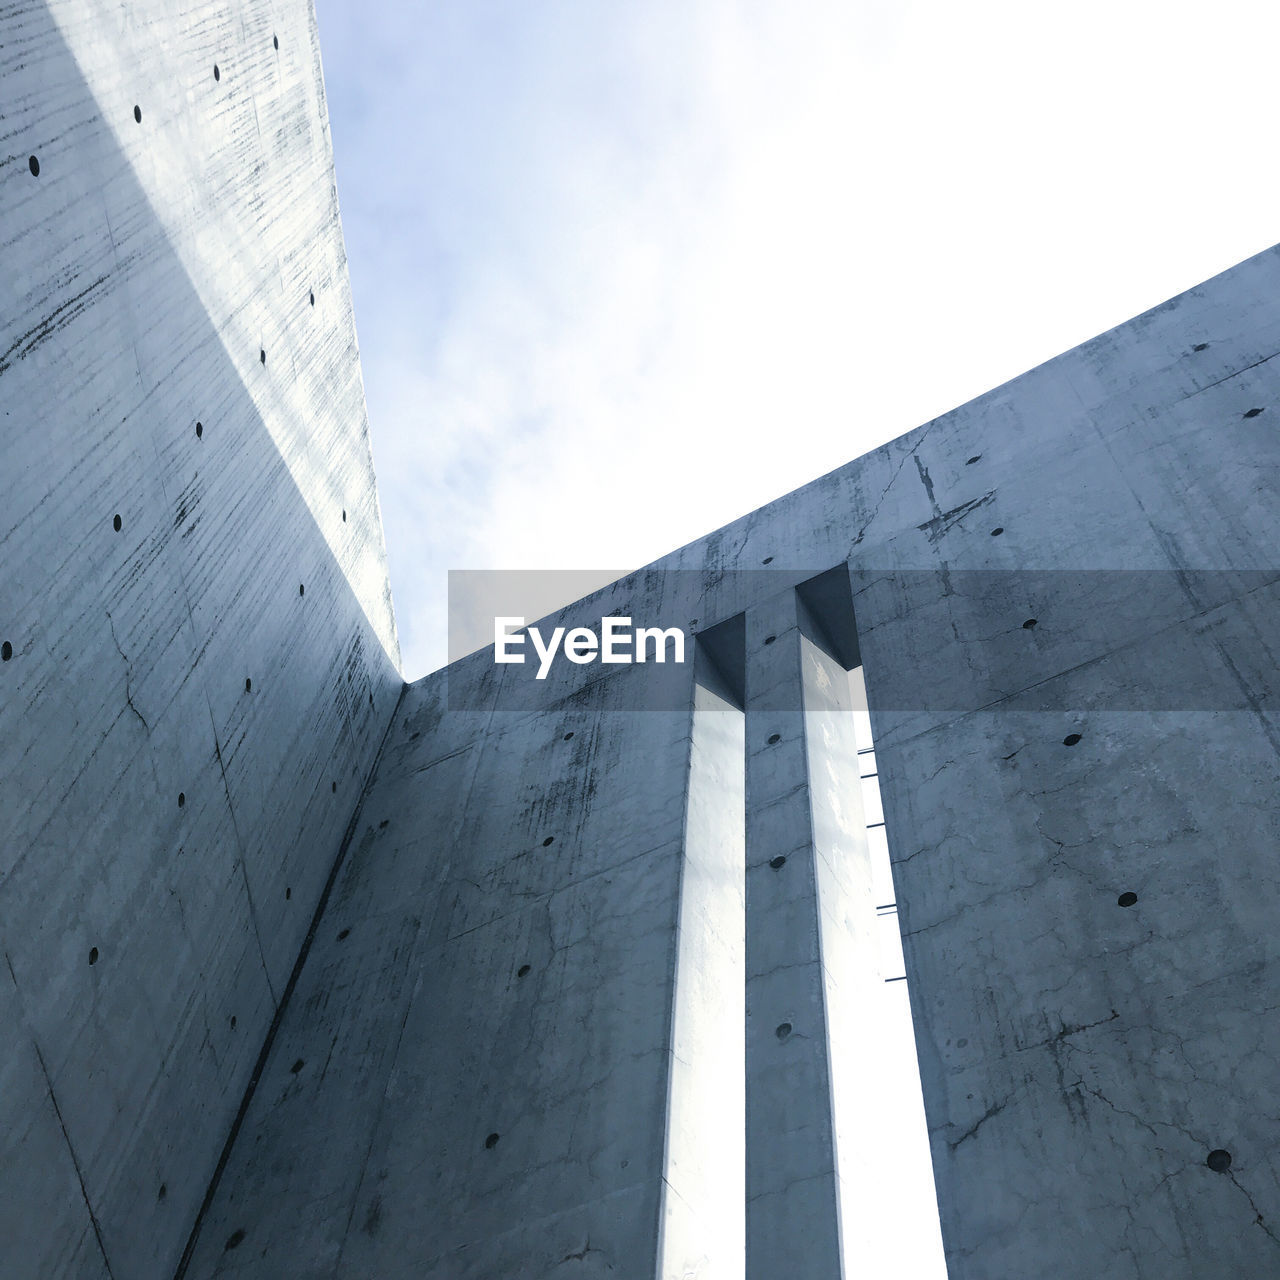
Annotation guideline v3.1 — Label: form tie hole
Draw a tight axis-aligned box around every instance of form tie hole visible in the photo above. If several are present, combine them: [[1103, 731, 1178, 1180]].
[[177, 792, 185, 808], [342, 509, 347, 522], [133, 105, 142, 123], [542, 836, 555, 847], [775, 1022, 792, 1041], [244, 677, 252, 693], [195, 421, 203, 438], [1, 642, 11, 661], [290, 1059, 304, 1074], [484, 1132, 500, 1149], [113, 514, 122, 532], [273, 34, 279, 49], [88, 947, 99, 966], [517, 964, 531, 977], [259, 348, 266, 365], [213, 64, 220, 82], [224, 1229, 245, 1251], [285, 887, 291, 900], [230, 1015, 236, 1029], [331, 780, 336, 793], [1117, 891, 1138, 908], [764, 634, 776, 645], [1192, 343, 1209, 352], [1022, 618, 1037, 629], [1206, 1149, 1232, 1173], [337, 928, 350, 940], [379, 819, 389, 828], [1063, 733, 1082, 746], [990, 526, 1004, 536], [563, 731, 574, 741], [158, 1183, 167, 1201], [966, 455, 982, 465], [767, 733, 781, 745], [1244, 407, 1264, 418], [769, 855, 787, 870], [762, 556, 774, 565], [28, 155, 40, 177], [299, 583, 304, 596], [309, 290, 315, 306]]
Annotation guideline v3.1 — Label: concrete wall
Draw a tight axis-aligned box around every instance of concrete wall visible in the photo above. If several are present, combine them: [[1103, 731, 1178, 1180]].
[[187, 243, 1279, 1278], [0, 3, 400, 1277], [182, 650, 743, 1278], [7, 1, 1280, 1269]]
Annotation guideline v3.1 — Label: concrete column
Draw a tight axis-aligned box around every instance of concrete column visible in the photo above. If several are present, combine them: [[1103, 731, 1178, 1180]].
[[658, 645, 746, 1280], [745, 584, 878, 1278]]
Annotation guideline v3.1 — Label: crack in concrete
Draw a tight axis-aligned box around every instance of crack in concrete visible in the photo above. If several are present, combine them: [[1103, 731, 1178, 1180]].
[[849, 429, 935, 548], [107, 610, 150, 734], [1177, 348, 1280, 399], [946, 1094, 1012, 1150], [914, 455, 940, 515], [1227, 1172, 1280, 1249], [558, 1236, 611, 1266], [1018, 1010, 1120, 1054], [23, 1014, 118, 1280], [915, 492, 996, 544]]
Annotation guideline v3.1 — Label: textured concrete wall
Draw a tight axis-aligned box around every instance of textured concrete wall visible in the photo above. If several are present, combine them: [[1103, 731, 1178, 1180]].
[[184, 654, 738, 1278], [1, 3, 400, 1277], [7, 3, 1279, 1267], [187, 243, 1279, 1278]]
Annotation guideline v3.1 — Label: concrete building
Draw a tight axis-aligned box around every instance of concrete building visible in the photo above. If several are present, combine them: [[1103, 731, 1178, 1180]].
[[2, 4, 400, 1276], [3, 2, 1278, 1278]]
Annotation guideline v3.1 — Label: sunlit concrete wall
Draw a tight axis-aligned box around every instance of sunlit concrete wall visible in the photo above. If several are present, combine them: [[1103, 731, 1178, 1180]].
[[185, 243, 1280, 1279], [6, 1, 1280, 1267], [0, 2, 401, 1276]]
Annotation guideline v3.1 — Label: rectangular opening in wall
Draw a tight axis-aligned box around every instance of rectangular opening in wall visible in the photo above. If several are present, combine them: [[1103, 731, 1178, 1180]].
[[788, 572, 946, 1277], [848, 665, 947, 1277]]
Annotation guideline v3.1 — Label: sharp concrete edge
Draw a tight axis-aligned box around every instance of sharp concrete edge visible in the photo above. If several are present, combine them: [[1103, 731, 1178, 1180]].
[[171, 680, 409, 1280]]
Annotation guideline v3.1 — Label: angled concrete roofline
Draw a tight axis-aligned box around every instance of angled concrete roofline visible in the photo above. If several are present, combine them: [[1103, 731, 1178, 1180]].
[[5, 1, 1280, 1275]]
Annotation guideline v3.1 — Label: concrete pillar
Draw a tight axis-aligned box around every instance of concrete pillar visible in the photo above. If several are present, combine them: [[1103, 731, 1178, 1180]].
[[744, 582, 878, 1278], [658, 644, 746, 1280]]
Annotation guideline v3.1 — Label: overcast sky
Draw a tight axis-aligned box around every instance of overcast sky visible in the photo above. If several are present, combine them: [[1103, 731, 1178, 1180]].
[[318, 0, 1280, 681]]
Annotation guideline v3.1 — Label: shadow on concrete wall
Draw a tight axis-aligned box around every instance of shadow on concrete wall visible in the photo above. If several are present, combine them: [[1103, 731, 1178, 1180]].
[[1, 5, 403, 1276]]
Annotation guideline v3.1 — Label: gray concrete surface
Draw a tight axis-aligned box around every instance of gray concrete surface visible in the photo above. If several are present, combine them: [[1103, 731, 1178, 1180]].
[[6, 0, 1280, 1273], [1, 3, 400, 1276], [186, 243, 1280, 1278], [742, 586, 874, 1278], [184, 661, 710, 1278]]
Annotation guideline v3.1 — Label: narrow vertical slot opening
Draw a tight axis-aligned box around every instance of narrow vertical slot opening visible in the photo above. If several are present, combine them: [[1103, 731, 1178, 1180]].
[[847, 666, 947, 1277]]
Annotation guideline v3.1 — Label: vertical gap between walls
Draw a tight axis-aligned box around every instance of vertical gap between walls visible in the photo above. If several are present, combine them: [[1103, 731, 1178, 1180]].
[[847, 666, 948, 1276]]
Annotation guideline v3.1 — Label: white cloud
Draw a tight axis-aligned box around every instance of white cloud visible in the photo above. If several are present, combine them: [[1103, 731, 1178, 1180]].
[[320, 0, 1280, 680]]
